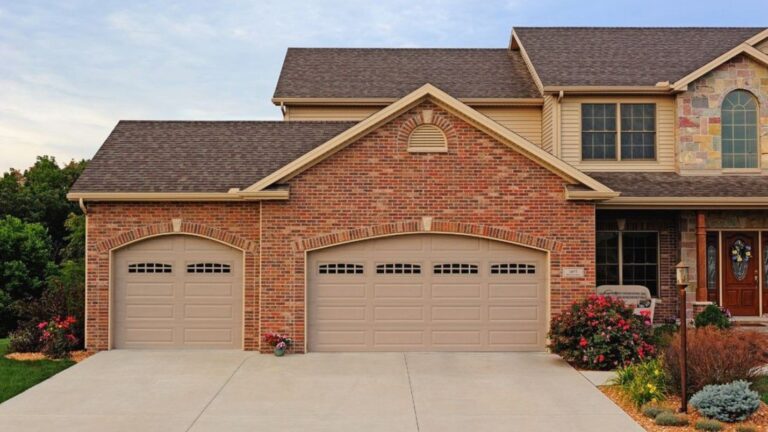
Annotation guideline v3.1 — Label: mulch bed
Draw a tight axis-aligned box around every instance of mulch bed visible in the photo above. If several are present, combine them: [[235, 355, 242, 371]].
[[4, 351, 92, 363], [601, 386, 768, 431]]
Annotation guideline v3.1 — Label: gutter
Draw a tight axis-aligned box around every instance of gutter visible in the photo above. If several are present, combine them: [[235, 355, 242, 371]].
[[67, 189, 290, 202], [598, 196, 768, 209]]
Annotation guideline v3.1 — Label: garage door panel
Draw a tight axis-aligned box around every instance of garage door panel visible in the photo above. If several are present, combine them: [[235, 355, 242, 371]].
[[125, 283, 174, 297], [308, 234, 546, 352], [125, 304, 175, 319], [374, 306, 424, 321], [488, 283, 540, 299], [314, 306, 367, 321], [183, 282, 233, 297], [314, 283, 366, 299], [374, 330, 424, 346], [431, 306, 482, 322], [183, 304, 234, 319], [123, 328, 175, 344], [488, 330, 540, 347], [431, 284, 481, 299], [373, 283, 424, 299], [488, 305, 539, 322], [183, 328, 233, 344], [114, 235, 242, 349]]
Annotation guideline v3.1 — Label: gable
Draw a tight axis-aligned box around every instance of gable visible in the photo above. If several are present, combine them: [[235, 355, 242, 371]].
[[283, 100, 596, 209], [246, 84, 615, 198]]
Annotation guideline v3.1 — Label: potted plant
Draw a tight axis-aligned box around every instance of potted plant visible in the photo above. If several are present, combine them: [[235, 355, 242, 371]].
[[263, 332, 293, 356]]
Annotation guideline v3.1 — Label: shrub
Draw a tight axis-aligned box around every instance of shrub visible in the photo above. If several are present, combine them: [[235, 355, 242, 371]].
[[654, 412, 689, 426], [652, 323, 678, 349], [695, 419, 724, 431], [549, 295, 656, 370], [38, 316, 78, 359], [690, 381, 761, 423], [611, 358, 668, 407], [7, 325, 42, 353], [694, 304, 731, 330], [663, 327, 768, 396], [641, 404, 671, 419], [735, 425, 758, 432]]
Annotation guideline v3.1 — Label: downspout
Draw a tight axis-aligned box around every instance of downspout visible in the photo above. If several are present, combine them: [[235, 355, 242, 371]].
[[279, 102, 287, 119], [78, 198, 88, 214]]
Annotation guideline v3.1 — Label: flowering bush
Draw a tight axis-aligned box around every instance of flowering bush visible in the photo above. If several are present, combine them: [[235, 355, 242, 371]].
[[38, 316, 78, 359], [611, 358, 668, 407], [548, 295, 656, 370], [263, 332, 293, 350]]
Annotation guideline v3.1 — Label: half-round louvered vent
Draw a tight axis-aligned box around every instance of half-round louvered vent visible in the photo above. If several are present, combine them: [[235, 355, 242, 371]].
[[408, 124, 447, 152]]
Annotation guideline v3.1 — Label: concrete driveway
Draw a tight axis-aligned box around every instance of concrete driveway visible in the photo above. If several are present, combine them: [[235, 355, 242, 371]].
[[0, 351, 642, 432]]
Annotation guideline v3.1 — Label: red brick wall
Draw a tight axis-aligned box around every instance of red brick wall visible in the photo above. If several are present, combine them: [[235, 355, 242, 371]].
[[85, 203, 260, 351], [261, 101, 596, 352], [84, 101, 597, 353]]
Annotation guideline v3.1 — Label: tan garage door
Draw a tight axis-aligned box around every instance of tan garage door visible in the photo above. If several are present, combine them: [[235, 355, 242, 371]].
[[308, 234, 547, 352], [114, 235, 242, 349]]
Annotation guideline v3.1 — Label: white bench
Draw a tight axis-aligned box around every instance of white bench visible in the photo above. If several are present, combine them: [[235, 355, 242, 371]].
[[596, 285, 657, 323]]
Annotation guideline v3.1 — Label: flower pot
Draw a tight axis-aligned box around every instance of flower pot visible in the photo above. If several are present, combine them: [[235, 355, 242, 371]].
[[274, 347, 285, 357]]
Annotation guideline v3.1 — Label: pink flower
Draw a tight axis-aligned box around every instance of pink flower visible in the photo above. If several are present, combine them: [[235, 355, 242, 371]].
[[579, 337, 588, 347], [37, 322, 47, 329]]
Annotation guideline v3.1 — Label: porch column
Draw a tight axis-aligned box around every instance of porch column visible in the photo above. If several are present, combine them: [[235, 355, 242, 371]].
[[696, 211, 708, 302]]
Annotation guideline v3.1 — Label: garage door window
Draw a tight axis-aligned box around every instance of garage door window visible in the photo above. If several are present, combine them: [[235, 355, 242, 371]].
[[127, 263, 172, 274], [186, 263, 231, 274], [490, 263, 536, 275], [318, 263, 364, 274], [433, 263, 478, 275], [376, 263, 421, 274]]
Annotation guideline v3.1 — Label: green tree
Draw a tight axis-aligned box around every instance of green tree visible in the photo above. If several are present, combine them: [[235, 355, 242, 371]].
[[0, 156, 87, 258], [0, 216, 56, 334]]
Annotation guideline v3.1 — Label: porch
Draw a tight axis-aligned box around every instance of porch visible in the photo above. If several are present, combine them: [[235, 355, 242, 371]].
[[597, 210, 768, 320]]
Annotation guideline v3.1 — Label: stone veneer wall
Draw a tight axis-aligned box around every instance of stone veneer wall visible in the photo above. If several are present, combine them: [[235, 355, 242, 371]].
[[677, 55, 768, 172]]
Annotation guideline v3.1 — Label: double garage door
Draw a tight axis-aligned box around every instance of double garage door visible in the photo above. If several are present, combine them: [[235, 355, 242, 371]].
[[113, 234, 546, 351], [113, 235, 242, 349], [308, 234, 547, 352]]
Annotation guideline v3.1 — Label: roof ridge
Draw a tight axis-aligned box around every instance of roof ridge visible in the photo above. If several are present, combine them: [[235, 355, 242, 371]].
[[285, 47, 507, 50], [117, 120, 357, 124]]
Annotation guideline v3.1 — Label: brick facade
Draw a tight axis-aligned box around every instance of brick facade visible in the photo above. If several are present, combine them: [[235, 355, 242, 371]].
[[677, 55, 768, 173], [84, 100, 597, 353]]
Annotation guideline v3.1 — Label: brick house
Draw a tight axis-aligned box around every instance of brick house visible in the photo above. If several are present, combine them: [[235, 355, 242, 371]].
[[69, 27, 768, 353]]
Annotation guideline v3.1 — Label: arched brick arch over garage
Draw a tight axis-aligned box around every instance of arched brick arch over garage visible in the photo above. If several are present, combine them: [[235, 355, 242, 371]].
[[84, 203, 261, 352]]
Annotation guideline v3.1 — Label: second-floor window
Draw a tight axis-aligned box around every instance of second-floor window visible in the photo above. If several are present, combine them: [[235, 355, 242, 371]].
[[721, 90, 759, 169], [582, 103, 656, 161]]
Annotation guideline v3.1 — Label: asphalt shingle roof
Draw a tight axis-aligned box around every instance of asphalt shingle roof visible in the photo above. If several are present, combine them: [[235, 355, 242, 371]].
[[589, 172, 768, 197], [273, 48, 540, 99], [71, 121, 356, 193], [513, 27, 765, 86]]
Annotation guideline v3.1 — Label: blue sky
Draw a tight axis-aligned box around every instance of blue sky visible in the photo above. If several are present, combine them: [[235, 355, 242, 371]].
[[1, 1, 766, 172]]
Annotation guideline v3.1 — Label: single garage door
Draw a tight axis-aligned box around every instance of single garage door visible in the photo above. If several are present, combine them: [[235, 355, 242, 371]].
[[308, 234, 547, 352], [114, 235, 243, 349]]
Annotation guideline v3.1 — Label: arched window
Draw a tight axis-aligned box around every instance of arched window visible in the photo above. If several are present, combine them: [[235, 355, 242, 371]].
[[721, 90, 759, 169]]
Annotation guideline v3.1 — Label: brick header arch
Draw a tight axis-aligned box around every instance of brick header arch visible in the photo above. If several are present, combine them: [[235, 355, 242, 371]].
[[293, 219, 564, 252], [96, 220, 258, 253]]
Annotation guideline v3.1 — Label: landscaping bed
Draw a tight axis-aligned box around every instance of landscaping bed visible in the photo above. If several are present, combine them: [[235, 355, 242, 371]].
[[602, 385, 768, 432], [0, 338, 84, 403]]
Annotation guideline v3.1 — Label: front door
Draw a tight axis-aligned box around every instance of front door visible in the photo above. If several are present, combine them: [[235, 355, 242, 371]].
[[722, 232, 760, 316]]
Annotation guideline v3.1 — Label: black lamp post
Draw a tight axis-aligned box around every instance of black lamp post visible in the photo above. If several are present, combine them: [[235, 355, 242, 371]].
[[675, 261, 689, 413]]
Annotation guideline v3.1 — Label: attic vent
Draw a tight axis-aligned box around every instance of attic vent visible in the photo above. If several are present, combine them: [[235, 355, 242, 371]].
[[408, 124, 447, 153]]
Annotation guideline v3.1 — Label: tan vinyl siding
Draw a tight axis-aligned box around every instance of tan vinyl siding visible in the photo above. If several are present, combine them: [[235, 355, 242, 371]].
[[757, 38, 768, 55], [475, 106, 542, 146], [560, 95, 676, 171], [284, 105, 381, 121], [541, 95, 555, 153]]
